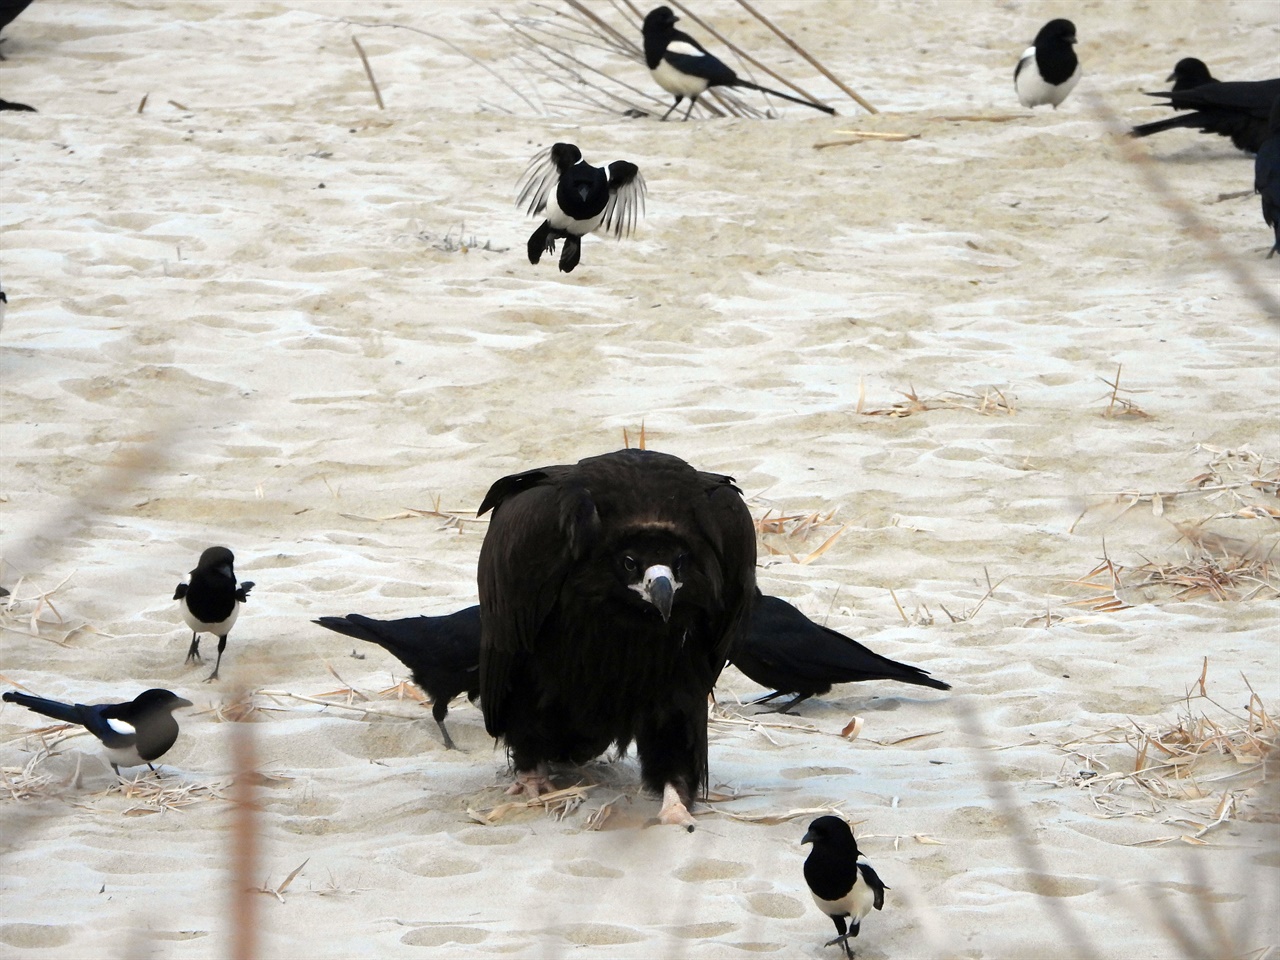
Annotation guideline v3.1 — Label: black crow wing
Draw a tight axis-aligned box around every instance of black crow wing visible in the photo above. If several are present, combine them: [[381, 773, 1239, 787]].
[[515, 143, 582, 218], [477, 468, 599, 736], [601, 162, 646, 239]]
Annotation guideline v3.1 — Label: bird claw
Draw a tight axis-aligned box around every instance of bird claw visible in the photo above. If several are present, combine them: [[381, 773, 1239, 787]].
[[824, 934, 854, 957], [658, 782, 696, 831], [506, 768, 554, 797]]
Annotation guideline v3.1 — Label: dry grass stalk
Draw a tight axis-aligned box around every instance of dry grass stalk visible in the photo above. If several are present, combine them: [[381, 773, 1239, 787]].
[[814, 132, 919, 149], [1100, 364, 1153, 420], [258, 858, 310, 903], [859, 385, 1015, 418], [0, 568, 88, 646], [351, 36, 384, 109], [622, 421, 647, 449], [469, 782, 597, 824], [1052, 663, 1275, 842], [338, 493, 486, 531]]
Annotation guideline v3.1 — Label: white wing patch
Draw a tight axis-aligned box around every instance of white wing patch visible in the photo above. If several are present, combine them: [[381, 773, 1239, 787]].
[[665, 40, 705, 59], [106, 717, 136, 737]]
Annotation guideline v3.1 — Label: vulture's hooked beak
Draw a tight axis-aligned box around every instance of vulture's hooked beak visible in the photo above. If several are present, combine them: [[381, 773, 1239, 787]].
[[640, 565, 677, 622]]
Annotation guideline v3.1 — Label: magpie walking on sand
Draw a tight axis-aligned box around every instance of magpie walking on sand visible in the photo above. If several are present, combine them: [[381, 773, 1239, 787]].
[[731, 591, 950, 712], [803, 816, 887, 959], [1255, 95, 1280, 257], [313, 605, 481, 750], [642, 6, 835, 121], [3, 688, 192, 776], [174, 546, 254, 682], [1014, 19, 1080, 109], [1133, 76, 1280, 154], [517, 142, 646, 274]]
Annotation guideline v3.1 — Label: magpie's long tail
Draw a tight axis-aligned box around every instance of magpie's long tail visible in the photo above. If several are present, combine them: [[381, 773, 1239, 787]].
[[734, 80, 835, 115], [2, 691, 81, 724]]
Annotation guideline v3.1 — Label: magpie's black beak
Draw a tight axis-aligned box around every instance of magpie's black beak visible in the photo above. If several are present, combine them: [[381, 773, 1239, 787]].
[[648, 576, 674, 623]]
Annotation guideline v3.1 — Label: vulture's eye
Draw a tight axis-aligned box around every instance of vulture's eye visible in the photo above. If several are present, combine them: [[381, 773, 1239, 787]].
[[622, 555, 638, 574]]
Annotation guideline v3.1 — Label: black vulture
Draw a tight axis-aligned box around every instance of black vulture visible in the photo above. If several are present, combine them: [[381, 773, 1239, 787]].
[[477, 448, 756, 828], [312, 606, 481, 749], [731, 591, 951, 712]]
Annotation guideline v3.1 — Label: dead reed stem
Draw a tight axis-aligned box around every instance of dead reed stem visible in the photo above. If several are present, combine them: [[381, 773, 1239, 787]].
[[230, 708, 261, 960], [351, 36, 384, 109]]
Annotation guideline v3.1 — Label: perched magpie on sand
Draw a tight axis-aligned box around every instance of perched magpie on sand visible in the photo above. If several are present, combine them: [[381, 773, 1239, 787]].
[[1014, 19, 1080, 109], [313, 605, 481, 750], [1133, 77, 1280, 154], [1255, 95, 1280, 257], [517, 142, 646, 274], [478, 448, 756, 828], [803, 816, 887, 959], [642, 6, 835, 121], [2, 688, 192, 776], [731, 591, 950, 712], [174, 546, 254, 682]]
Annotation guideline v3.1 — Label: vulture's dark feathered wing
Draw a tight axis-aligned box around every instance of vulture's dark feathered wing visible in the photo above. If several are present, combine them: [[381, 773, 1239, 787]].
[[477, 448, 756, 828]]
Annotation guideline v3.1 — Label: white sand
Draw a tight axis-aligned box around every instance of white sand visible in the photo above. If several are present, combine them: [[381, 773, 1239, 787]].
[[1, 1, 1277, 957]]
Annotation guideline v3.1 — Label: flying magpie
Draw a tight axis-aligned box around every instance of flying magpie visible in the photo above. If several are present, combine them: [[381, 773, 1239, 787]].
[[174, 546, 254, 682], [1014, 19, 1080, 109], [517, 142, 646, 274], [3, 688, 193, 776], [313, 605, 481, 750], [641, 6, 835, 121], [802, 816, 887, 958], [1133, 77, 1280, 154], [1256, 95, 1280, 257], [731, 591, 950, 712]]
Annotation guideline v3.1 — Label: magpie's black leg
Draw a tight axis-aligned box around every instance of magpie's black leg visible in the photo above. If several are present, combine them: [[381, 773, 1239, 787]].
[[185, 632, 201, 663], [205, 635, 227, 682], [527, 220, 551, 264], [111, 762, 121, 777], [660, 96, 682, 122], [682, 96, 697, 121]]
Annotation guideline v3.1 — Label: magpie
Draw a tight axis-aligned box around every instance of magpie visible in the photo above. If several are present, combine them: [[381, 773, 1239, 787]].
[[478, 448, 756, 828], [731, 591, 951, 712], [313, 605, 481, 750], [0, 0, 33, 60], [174, 546, 254, 682], [3, 688, 193, 776], [1256, 95, 1280, 257], [641, 6, 835, 121], [1014, 19, 1080, 110], [517, 142, 646, 274], [802, 816, 887, 958], [1133, 77, 1280, 154]]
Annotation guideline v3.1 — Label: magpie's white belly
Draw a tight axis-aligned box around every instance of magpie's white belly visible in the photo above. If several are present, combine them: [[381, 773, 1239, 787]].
[[652, 59, 710, 99], [181, 601, 239, 636], [1016, 53, 1080, 108], [104, 743, 145, 768], [811, 875, 875, 924], [545, 192, 603, 236]]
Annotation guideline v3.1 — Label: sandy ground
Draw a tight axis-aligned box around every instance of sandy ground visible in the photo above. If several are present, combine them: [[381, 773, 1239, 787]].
[[1, 1, 1278, 957]]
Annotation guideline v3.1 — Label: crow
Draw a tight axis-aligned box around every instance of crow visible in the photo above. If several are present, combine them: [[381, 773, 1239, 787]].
[[516, 142, 645, 274], [1256, 95, 1280, 256], [174, 546, 254, 682], [1166, 57, 1217, 93], [313, 606, 481, 749], [1132, 77, 1280, 153], [1014, 19, 1080, 109], [641, 6, 834, 121], [802, 816, 887, 959], [477, 448, 756, 829], [731, 591, 950, 712], [2, 688, 192, 776]]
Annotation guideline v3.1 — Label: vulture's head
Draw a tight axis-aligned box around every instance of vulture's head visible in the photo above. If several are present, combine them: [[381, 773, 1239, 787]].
[[613, 532, 691, 623]]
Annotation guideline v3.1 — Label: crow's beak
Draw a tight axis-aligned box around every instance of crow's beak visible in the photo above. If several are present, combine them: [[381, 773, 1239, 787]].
[[174, 698, 194, 710], [801, 829, 816, 845], [1165, 70, 1178, 82]]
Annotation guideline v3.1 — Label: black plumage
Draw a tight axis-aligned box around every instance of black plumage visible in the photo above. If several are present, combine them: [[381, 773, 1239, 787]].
[[2, 688, 192, 776], [1132, 77, 1280, 153], [517, 142, 645, 274], [174, 546, 254, 682], [731, 591, 951, 712], [0, 0, 33, 60], [477, 448, 756, 828], [1013, 19, 1080, 109], [802, 816, 887, 958], [1256, 96, 1280, 257], [642, 6, 834, 121], [313, 606, 481, 749], [1167, 57, 1217, 93]]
